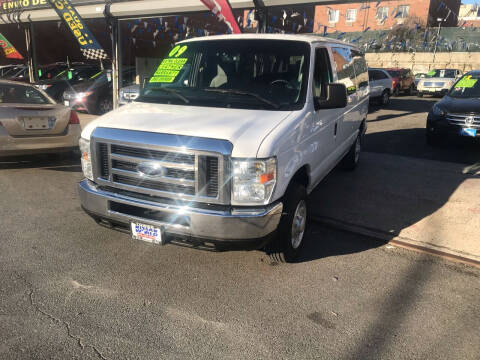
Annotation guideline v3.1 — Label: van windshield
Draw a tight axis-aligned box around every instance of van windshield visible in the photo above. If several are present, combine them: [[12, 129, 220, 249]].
[[138, 39, 311, 111]]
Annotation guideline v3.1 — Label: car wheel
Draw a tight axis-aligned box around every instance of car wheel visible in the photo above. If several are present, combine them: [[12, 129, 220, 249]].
[[380, 90, 390, 105], [407, 85, 414, 96], [393, 86, 400, 97], [267, 184, 308, 263], [97, 97, 113, 115], [417, 92, 424, 98], [340, 133, 361, 170]]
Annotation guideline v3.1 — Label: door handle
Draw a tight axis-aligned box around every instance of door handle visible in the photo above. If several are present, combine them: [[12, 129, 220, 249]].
[[334, 122, 338, 136]]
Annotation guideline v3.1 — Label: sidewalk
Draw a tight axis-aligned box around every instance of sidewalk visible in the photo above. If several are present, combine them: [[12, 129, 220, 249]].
[[310, 151, 480, 266]]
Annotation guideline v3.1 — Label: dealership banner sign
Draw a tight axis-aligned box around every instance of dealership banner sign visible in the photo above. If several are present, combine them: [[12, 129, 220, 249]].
[[200, 0, 241, 34], [47, 0, 107, 60], [0, 33, 23, 59]]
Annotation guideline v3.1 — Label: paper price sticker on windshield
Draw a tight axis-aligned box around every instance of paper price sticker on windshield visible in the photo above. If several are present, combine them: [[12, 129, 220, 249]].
[[150, 58, 188, 83], [455, 76, 477, 89]]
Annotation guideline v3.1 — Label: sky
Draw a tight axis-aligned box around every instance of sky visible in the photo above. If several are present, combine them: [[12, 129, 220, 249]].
[[462, 0, 478, 4]]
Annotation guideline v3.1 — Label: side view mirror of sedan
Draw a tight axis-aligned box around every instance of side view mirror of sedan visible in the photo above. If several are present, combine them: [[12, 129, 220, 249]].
[[314, 83, 348, 110]]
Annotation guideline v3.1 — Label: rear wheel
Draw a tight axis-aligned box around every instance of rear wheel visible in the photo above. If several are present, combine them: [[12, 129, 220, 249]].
[[380, 90, 390, 105], [340, 133, 361, 170], [417, 92, 424, 98], [393, 86, 400, 97], [268, 184, 308, 263], [407, 85, 414, 96]]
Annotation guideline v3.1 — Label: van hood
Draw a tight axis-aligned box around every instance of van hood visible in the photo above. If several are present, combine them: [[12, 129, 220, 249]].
[[82, 102, 292, 158]]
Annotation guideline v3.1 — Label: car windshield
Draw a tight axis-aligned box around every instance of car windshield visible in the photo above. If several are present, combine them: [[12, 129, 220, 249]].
[[448, 74, 480, 98], [426, 69, 456, 78], [138, 39, 310, 110], [0, 84, 51, 104]]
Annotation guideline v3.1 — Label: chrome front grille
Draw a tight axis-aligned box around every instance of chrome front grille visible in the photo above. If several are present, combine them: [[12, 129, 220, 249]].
[[91, 128, 232, 205], [446, 113, 480, 128]]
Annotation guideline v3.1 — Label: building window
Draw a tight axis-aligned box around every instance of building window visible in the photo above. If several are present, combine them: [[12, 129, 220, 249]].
[[346, 9, 357, 22], [397, 5, 410, 18], [376, 6, 388, 20], [328, 9, 340, 23]]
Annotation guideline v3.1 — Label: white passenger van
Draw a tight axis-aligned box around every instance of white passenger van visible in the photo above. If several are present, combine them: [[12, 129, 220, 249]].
[[79, 34, 369, 262]]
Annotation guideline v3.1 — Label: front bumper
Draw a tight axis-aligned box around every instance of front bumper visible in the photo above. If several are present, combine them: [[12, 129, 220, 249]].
[[79, 179, 283, 244], [427, 116, 479, 138], [0, 124, 81, 156], [418, 87, 449, 95]]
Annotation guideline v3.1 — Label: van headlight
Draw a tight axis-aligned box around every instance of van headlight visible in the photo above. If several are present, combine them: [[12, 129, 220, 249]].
[[232, 158, 276, 205], [79, 138, 93, 181]]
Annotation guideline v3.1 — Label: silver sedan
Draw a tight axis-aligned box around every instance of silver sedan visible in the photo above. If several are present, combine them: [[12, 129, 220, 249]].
[[0, 80, 81, 157]]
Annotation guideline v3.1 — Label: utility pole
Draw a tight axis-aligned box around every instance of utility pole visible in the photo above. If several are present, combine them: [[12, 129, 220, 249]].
[[432, 17, 444, 67]]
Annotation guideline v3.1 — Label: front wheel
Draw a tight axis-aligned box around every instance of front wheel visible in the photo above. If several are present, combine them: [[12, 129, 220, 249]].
[[268, 184, 308, 263], [97, 97, 113, 115], [393, 86, 400, 97]]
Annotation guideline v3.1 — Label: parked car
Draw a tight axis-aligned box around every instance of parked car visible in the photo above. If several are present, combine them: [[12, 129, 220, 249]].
[[78, 34, 369, 262], [35, 65, 101, 102], [368, 68, 393, 105], [426, 71, 480, 145], [3, 65, 29, 82], [119, 83, 140, 105], [0, 65, 19, 77], [63, 68, 135, 115], [0, 80, 81, 156], [414, 73, 426, 87], [417, 69, 463, 98], [386, 68, 415, 96]]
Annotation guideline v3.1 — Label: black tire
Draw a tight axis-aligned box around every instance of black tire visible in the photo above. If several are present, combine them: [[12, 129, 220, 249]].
[[380, 90, 390, 105], [407, 85, 414, 96], [393, 86, 400, 97], [340, 132, 361, 170], [417, 92, 424, 98], [267, 184, 308, 263], [97, 97, 113, 115]]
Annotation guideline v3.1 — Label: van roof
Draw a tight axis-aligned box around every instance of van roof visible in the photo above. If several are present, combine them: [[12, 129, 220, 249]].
[[180, 33, 358, 49]]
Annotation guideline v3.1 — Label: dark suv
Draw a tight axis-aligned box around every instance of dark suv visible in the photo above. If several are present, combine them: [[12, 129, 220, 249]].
[[386, 68, 415, 96]]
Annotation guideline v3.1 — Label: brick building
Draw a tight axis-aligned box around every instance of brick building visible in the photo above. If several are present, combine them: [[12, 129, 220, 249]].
[[314, 0, 461, 32]]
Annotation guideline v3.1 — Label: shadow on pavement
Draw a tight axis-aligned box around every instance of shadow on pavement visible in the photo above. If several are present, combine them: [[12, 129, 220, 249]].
[[368, 97, 437, 118], [365, 127, 480, 165], [0, 154, 81, 171]]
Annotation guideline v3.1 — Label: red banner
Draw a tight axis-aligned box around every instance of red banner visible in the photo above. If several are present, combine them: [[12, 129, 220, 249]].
[[200, 0, 242, 34], [0, 33, 23, 59]]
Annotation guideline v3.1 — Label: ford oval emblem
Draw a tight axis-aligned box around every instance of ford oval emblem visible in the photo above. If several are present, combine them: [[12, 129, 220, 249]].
[[137, 162, 166, 178], [465, 116, 475, 126]]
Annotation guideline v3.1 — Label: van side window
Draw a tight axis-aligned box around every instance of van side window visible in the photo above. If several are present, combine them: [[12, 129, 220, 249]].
[[351, 50, 368, 89], [313, 48, 333, 99], [332, 47, 356, 95]]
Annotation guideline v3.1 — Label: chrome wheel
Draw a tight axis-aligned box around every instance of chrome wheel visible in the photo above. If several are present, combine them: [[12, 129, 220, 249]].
[[354, 137, 361, 163], [291, 200, 307, 249], [382, 92, 389, 105]]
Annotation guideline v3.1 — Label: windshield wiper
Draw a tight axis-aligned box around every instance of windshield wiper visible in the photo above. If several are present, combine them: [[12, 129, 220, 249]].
[[204, 88, 280, 109], [149, 87, 189, 104]]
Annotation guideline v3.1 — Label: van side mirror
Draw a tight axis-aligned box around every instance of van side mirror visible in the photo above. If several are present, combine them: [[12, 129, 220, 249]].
[[314, 83, 348, 110]]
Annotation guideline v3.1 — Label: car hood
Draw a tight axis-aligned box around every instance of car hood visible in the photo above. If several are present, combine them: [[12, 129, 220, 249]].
[[421, 77, 455, 83], [438, 96, 480, 114], [82, 102, 293, 158]]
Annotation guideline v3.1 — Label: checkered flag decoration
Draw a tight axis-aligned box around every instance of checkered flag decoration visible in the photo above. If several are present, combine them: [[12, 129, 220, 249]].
[[48, 0, 108, 60], [81, 48, 108, 60]]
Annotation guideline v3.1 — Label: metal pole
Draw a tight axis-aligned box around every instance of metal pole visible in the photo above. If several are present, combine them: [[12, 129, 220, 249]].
[[24, 23, 37, 83], [432, 20, 442, 66], [111, 18, 119, 109]]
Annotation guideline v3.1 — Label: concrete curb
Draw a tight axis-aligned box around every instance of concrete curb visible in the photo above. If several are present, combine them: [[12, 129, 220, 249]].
[[312, 216, 480, 269]]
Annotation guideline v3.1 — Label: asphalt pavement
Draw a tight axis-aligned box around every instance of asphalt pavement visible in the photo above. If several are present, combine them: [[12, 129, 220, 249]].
[[1, 97, 479, 359]]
